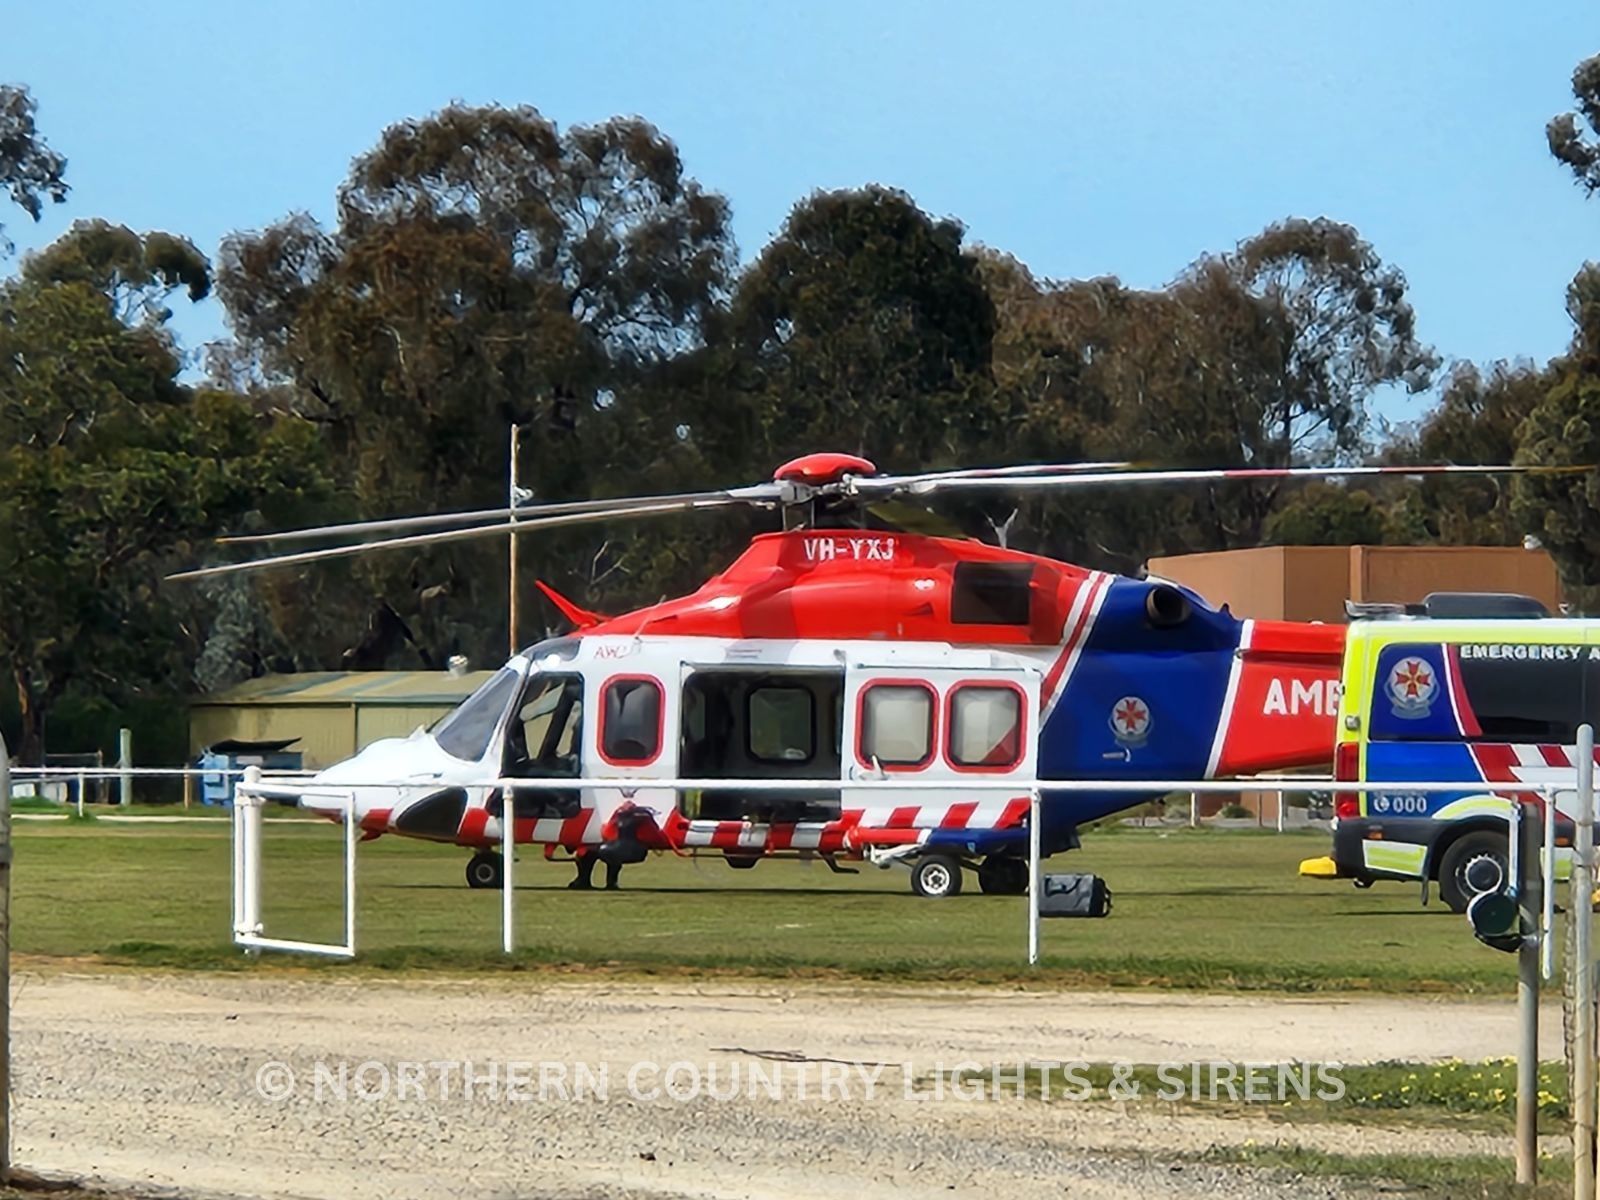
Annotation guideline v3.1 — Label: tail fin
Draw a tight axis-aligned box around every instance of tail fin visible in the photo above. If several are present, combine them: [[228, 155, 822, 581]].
[[534, 580, 608, 631], [1209, 621, 1347, 776]]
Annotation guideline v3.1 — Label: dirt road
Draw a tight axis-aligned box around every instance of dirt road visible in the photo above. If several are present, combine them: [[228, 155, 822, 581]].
[[10, 973, 1554, 1199]]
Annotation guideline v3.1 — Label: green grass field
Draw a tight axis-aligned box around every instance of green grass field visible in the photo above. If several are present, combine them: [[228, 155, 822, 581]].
[[6, 817, 1538, 991]]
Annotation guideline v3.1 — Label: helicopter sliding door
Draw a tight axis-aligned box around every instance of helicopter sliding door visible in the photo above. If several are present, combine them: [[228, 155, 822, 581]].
[[678, 667, 845, 824], [586, 668, 679, 832], [841, 664, 1040, 838]]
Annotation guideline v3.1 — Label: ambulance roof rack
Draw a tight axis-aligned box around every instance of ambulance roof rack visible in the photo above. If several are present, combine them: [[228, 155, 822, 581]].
[[1345, 592, 1550, 621]]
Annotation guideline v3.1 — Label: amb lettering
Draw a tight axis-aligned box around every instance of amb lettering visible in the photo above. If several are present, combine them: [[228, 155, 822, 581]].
[[802, 536, 896, 563], [1263, 677, 1342, 717]]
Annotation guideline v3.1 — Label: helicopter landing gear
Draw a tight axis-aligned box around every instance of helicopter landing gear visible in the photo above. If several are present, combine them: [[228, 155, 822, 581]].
[[910, 853, 964, 899], [977, 855, 1029, 896], [465, 850, 504, 890]]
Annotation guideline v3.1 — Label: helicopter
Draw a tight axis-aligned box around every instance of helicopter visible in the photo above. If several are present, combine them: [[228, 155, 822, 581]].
[[172, 452, 1541, 897]]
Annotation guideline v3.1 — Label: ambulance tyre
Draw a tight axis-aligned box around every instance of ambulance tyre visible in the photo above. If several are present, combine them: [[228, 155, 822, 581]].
[[466, 851, 504, 890], [1437, 831, 1507, 915], [978, 855, 1029, 895], [910, 854, 964, 899]]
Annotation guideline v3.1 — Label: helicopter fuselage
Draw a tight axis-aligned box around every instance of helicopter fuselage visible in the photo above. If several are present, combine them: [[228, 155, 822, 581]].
[[285, 530, 1345, 891]]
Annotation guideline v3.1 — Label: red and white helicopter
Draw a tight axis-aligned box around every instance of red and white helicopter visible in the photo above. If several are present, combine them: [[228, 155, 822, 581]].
[[173, 453, 1532, 897]]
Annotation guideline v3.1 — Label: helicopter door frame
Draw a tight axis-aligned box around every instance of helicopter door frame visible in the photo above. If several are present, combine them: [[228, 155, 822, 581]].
[[841, 663, 1041, 839], [586, 664, 679, 833]]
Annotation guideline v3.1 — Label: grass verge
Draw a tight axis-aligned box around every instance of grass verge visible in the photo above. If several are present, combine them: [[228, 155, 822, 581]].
[[1194, 1144, 1572, 1199]]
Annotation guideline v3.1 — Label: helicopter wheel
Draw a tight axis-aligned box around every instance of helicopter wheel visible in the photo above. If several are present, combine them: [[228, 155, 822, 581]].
[[465, 851, 504, 890], [978, 855, 1029, 895], [910, 854, 964, 899]]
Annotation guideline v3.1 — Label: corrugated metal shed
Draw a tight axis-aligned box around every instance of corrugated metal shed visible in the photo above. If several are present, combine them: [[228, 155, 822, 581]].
[[189, 670, 495, 769]]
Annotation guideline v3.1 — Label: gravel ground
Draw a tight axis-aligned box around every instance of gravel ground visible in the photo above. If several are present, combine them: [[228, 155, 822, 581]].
[[7, 973, 1557, 1199]]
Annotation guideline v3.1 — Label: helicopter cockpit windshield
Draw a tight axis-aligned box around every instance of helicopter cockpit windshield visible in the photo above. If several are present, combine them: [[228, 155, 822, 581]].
[[430, 668, 519, 762]]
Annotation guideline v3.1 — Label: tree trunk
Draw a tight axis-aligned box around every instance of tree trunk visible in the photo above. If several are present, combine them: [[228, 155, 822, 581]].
[[10, 666, 44, 767]]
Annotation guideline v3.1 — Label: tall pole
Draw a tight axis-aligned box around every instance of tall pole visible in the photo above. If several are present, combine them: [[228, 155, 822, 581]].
[[1575, 722, 1597, 1200], [0, 730, 13, 1174], [508, 423, 520, 658]]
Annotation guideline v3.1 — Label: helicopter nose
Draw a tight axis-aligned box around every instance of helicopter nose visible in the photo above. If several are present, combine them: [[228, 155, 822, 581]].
[[298, 790, 386, 830]]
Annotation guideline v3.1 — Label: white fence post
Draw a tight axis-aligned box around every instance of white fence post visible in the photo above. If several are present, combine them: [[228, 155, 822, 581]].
[[117, 727, 132, 807], [1027, 788, 1041, 966], [501, 798, 515, 956]]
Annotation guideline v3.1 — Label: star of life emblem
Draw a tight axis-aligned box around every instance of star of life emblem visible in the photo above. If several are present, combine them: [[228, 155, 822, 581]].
[[1109, 695, 1152, 747], [1387, 658, 1437, 720]]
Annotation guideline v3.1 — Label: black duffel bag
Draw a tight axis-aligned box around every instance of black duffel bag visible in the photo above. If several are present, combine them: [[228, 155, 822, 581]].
[[1037, 873, 1113, 918]]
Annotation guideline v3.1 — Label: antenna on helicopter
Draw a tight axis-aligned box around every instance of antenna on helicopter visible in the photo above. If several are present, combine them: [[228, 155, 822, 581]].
[[987, 509, 1019, 549]]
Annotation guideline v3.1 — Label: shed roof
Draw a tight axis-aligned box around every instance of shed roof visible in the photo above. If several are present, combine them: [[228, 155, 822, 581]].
[[192, 670, 496, 708]]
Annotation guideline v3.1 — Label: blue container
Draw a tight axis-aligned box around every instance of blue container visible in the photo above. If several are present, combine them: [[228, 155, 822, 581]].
[[196, 738, 303, 806]]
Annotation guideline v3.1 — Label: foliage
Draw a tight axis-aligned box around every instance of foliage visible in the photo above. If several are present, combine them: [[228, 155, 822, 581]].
[[23, 218, 209, 324], [1513, 361, 1600, 603], [1549, 53, 1600, 195], [0, 84, 67, 255], [215, 103, 738, 668], [1263, 484, 1391, 546], [725, 186, 996, 467], [0, 258, 328, 761], [1387, 361, 1549, 545]]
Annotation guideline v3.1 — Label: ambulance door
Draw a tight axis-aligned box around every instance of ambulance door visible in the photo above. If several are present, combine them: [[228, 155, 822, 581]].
[[841, 664, 1040, 835]]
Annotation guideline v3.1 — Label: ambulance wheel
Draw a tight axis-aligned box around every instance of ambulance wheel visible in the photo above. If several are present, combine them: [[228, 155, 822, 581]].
[[1437, 831, 1507, 915], [978, 856, 1029, 895], [910, 854, 963, 899], [465, 851, 504, 890]]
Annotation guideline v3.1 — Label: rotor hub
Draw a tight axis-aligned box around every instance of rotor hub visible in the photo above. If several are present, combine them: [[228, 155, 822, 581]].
[[773, 453, 877, 487]]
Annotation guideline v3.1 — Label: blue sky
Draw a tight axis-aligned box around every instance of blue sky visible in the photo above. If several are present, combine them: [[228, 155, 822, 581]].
[[4, 1, 1597, 415]]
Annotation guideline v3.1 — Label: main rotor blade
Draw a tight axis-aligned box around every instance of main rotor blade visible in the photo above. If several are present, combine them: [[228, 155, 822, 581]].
[[852, 462, 1573, 497], [863, 461, 1135, 489], [168, 495, 753, 582], [219, 485, 781, 546]]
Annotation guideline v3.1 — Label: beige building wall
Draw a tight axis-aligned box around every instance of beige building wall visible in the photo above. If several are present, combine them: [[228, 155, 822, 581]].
[[1146, 546, 1290, 620], [355, 705, 455, 747], [190, 704, 358, 770], [1148, 544, 1563, 623], [1348, 545, 1563, 612]]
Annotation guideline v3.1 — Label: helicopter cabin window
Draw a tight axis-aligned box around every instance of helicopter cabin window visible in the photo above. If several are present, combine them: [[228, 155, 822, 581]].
[[431, 668, 520, 762], [947, 684, 1024, 769], [951, 562, 1033, 625], [748, 686, 815, 764], [600, 676, 664, 765], [859, 683, 936, 769]]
